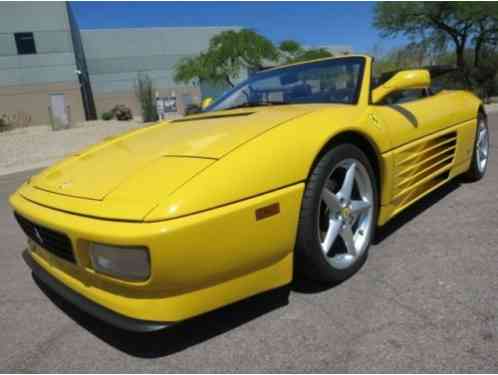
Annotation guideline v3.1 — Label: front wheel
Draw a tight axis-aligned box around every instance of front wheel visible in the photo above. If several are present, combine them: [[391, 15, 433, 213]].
[[295, 144, 378, 283]]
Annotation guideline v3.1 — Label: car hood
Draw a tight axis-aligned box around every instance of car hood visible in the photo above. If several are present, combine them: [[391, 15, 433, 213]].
[[24, 105, 315, 220]]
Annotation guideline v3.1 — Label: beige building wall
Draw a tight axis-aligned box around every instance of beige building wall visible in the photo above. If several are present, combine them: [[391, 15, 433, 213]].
[[93, 86, 201, 120], [81, 27, 235, 119], [0, 2, 87, 126], [0, 81, 85, 127]]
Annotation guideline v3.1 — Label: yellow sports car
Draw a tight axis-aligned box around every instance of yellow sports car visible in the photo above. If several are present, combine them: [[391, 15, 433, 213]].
[[10, 55, 489, 332]]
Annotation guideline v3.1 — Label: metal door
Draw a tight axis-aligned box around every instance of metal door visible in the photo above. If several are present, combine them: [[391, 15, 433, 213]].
[[50, 94, 68, 129]]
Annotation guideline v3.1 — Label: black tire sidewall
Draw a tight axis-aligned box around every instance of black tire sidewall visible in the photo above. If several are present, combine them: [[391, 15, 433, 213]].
[[296, 143, 379, 283], [465, 114, 489, 181]]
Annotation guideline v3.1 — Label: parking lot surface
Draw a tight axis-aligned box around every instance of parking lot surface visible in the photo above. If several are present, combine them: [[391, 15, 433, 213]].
[[1, 115, 497, 371]]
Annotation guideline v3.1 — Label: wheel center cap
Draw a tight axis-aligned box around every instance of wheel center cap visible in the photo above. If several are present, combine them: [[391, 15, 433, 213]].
[[340, 206, 352, 219]]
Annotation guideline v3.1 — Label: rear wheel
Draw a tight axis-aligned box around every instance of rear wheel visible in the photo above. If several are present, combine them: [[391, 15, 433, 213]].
[[464, 114, 489, 181], [295, 144, 378, 283]]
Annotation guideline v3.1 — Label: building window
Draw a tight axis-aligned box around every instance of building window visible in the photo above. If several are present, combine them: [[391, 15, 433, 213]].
[[14, 32, 37, 55]]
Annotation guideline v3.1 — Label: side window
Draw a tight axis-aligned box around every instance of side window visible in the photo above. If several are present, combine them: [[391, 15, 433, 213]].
[[380, 89, 428, 105], [14, 32, 36, 55]]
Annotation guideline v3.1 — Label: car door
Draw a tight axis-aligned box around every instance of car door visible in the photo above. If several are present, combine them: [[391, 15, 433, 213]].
[[372, 89, 467, 211]]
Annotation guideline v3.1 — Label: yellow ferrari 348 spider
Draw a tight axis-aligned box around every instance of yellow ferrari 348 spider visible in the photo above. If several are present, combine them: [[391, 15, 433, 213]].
[[10, 55, 489, 331]]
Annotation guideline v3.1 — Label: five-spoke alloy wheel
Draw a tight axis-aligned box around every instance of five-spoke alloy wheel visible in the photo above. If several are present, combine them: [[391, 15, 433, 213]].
[[318, 159, 374, 270], [296, 144, 378, 283]]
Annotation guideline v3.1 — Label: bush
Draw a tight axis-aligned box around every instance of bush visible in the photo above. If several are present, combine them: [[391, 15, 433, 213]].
[[135, 73, 158, 123], [0, 117, 11, 132], [185, 104, 201, 115], [111, 104, 133, 121], [101, 111, 113, 121]]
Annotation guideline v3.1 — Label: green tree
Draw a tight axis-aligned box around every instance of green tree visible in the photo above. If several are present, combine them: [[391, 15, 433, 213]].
[[279, 40, 302, 56], [175, 29, 278, 87], [278, 40, 333, 64], [175, 31, 335, 88], [174, 53, 221, 86], [373, 41, 440, 76], [374, 2, 498, 77]]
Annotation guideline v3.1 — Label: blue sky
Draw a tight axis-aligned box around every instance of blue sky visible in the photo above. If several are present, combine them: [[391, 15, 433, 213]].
[[70, 1, 408, 54]]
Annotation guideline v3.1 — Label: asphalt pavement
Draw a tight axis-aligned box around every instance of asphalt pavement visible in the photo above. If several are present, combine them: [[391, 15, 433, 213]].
[[1, 115, 497, 371]]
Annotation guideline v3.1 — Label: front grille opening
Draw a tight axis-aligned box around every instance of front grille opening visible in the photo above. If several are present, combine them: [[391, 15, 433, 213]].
[[14, 212, 75, 263]]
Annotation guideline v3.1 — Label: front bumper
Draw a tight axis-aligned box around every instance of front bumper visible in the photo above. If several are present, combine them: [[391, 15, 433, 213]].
[[23, 250, 169, 332], [10, 184, 302, 325]]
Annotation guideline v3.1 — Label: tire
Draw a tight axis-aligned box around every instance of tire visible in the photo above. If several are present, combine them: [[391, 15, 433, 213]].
[[295, 144, 378, 284], [464, 113, 490, 181]]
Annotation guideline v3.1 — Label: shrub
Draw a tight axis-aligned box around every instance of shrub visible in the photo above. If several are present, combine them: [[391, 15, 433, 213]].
[[102, 106, 133, 121], [101, 111, 113, 121], [111, 104, 133, 121], [185, 104, 201, 115], [135, 73, 158, 123], [0, 116, 11, 132]]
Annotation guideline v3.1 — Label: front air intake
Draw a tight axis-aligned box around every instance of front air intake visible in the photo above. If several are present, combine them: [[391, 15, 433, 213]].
[[14, 212, 75, 263]]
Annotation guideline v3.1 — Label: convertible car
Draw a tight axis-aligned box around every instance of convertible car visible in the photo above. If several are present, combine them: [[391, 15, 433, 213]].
[[10, 55, 489, 332]]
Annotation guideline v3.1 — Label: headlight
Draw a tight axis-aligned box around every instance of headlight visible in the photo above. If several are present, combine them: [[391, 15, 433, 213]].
[[89, 243, 150, 281]]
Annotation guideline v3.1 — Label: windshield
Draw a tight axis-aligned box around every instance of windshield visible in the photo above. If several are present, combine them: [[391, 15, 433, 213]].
[[206, 57, 365, 112]]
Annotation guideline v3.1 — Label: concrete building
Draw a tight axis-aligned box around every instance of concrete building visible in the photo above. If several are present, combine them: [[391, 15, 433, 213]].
[[0, 2, 353, 126], [0, 2, 87, 128], [80, 26, 236, 118], [0, 2, 236, 125]]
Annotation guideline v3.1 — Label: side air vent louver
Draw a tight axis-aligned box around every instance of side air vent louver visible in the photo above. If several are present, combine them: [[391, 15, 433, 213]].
[[393, 131, 457, 207]]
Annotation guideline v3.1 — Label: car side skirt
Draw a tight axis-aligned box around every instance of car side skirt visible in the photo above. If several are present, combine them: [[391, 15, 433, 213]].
[[377, 118, 476, 226]]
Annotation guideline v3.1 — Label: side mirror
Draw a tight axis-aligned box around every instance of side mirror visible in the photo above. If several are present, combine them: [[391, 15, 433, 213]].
[[372, 70, 430, 104], [201, 97, 214, 110]]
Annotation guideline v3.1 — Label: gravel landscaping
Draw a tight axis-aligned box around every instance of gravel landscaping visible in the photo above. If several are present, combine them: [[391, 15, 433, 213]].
[[0, 120, 147, 176]]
